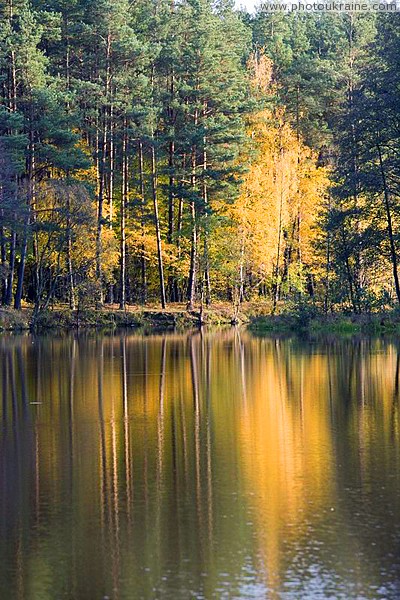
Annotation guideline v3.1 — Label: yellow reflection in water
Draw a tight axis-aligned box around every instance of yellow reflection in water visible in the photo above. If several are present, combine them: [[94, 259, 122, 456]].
[[1, 333, 400, 599], [238, 337, 335, 593]]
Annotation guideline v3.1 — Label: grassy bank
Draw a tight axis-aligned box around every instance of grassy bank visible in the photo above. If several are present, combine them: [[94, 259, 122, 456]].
[[248, 310, 400, 335], [2, 302, 400, 335], [0, 303, 250, 333]]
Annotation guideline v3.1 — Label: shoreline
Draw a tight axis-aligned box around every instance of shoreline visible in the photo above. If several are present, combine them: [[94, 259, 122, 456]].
[[2, 304, 400, 335], [0, 304, 243, 333]]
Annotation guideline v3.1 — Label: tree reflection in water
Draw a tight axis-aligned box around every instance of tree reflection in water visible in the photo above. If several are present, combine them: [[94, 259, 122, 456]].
[[0, 332, 400, 599]]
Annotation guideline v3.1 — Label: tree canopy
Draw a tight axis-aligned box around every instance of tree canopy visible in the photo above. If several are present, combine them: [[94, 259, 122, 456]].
[[1, 1, 400, 315]]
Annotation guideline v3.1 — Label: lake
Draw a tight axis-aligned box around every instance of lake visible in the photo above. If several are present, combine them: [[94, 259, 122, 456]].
[[1, 330, 400, 599]]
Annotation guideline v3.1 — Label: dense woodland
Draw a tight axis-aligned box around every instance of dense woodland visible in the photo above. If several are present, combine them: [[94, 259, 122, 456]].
[[1, 0, 400, 316]]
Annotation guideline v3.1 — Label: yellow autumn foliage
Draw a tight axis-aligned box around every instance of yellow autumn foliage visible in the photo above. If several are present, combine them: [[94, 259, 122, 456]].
[[216, 106, 329, 298]]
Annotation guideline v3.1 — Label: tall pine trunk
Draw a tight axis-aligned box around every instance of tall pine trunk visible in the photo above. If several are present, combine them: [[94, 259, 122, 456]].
[[168, 139, 178, 301], [0, 219, 6, 303], [5, 228, 16, 306], [138, 140, 147, 304], [15, 117, 35, 310], [96, 31, 111, 306], [168, 140, 175, 244], [188, 110, 199, 310], [202, 129, 211, 306], [175, 154, 186, 303], [187, 199, 197, 310], [108, 103, 115, 304], [377, 144, 400, 304], [7, 17, 18, 308], [151, 142, 166, 309], [96, 112, 107, 306], [347, 14, 361, 313], [120, 124, 128, 310], [66, 181, 76, 310]]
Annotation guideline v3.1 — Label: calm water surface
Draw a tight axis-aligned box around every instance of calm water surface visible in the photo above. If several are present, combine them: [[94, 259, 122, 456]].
[[1, 331, 400, 599]]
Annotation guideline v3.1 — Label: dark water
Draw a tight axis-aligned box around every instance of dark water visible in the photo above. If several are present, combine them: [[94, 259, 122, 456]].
[[1, 331, 400, 599]]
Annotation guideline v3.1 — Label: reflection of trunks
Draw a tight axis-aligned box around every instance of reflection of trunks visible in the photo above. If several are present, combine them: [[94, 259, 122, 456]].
[[0, 332, 398, 599]]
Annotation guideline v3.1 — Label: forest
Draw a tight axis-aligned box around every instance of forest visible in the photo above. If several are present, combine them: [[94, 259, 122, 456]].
[[1, 0, 400, 318]]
